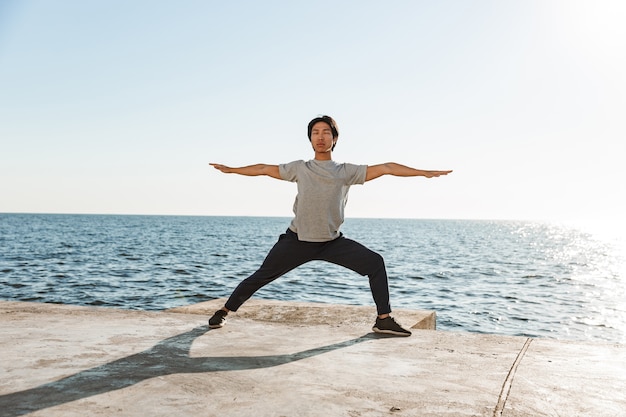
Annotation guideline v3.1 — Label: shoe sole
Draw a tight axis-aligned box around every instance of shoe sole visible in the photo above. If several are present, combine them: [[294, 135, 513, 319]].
[[372, 326, 411, 337], [208, 320, 226, 329]]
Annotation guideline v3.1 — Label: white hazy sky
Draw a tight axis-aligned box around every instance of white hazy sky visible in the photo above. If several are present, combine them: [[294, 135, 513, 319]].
[[1, 0, 625, 227]]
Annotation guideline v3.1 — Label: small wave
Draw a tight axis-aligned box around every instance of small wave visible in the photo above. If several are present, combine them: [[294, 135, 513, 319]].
[[20, 296, 45, 302], [408, 275, 425, 280], [118, 253, 142, 261]]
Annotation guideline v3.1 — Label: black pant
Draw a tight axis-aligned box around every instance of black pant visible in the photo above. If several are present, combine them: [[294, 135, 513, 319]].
[[224, 229, 392, 315]]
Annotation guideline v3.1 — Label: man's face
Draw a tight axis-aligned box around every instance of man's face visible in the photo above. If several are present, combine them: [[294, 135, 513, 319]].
[[310, 121, 335, 153]]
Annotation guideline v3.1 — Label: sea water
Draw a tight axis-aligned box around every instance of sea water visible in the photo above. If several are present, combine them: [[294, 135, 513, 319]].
[[1, 214, 624, 344]]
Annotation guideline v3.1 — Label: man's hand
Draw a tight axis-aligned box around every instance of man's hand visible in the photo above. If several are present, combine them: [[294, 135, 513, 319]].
[[209, 163, 234, 174], [421, 170, 453, 178]]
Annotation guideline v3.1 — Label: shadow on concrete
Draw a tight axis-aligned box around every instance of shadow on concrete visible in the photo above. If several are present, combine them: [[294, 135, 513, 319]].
[[1, 326, 381, 416]]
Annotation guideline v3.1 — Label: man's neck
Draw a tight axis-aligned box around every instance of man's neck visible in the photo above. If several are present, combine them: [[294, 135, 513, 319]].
[[314, 151, 333, 161]]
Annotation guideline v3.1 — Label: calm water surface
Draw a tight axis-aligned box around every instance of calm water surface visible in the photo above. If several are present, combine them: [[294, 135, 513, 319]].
[[1, 214, 624, 343]]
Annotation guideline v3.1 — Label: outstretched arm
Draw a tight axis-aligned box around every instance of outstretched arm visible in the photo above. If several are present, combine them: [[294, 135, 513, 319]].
[[209, 163, 281, 179], [365, 163, 452, 182]]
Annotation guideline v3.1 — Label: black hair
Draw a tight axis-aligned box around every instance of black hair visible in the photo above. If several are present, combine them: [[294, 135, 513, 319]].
[[307, 115, 339, 150]]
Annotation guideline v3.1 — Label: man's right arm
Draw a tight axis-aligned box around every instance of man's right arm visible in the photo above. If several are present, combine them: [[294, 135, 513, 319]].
[[209, 163, 282, 179]]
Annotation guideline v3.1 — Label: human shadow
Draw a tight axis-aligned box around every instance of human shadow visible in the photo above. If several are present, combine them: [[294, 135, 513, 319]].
[[0, 326, 382, 416]]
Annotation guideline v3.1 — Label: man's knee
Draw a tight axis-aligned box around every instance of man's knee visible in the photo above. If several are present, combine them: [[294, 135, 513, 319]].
[[368, 250, 384, 264], [361, 250, 385, 275]]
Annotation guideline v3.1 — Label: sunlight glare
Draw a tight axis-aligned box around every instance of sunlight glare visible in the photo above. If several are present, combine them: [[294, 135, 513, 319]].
[[556, 0, 626, 60]]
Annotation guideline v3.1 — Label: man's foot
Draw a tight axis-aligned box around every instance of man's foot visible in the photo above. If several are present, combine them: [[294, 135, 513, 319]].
[[372, 316, 412, 337], [208, 309, 228, 328]]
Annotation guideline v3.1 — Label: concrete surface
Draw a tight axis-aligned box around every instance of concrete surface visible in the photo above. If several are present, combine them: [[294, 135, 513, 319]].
[[0, 300, 624, 417]]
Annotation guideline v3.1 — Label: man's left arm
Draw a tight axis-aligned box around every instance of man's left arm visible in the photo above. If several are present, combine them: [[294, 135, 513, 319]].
[[365, 163, 452, 182]]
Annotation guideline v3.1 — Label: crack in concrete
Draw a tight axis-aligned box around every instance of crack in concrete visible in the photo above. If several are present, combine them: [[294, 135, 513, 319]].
[[493, 337, 533, 417]]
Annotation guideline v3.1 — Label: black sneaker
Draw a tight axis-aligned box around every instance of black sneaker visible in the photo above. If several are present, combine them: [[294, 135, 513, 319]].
[[208, 309, 228, 328], [372, 316, 412, 337]]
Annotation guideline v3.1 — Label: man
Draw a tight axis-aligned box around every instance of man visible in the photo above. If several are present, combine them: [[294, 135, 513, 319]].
[[208, 115, 452, 336]]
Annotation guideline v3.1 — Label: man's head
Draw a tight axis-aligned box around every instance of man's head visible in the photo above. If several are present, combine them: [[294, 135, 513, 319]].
[[307, 115, 339, 151]]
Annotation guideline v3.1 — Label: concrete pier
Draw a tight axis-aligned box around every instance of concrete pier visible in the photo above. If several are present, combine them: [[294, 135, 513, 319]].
[[1, 299, 624, 416]]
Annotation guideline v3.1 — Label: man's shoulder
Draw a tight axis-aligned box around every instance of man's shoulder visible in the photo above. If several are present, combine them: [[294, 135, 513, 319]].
[[280, 160, 306, 169], [283, 159, 306, 165], [279, 160, 306, 181], [335, 161, 367, 172]]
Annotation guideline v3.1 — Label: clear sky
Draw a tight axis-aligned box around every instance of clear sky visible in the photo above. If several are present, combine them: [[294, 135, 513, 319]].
[[1, 0, 625, 229]]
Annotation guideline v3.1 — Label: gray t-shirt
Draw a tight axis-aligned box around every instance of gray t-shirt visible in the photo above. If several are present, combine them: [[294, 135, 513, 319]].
[[279, 159, 367, 242]]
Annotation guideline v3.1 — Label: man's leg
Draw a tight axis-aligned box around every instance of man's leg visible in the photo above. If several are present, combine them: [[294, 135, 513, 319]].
[[212, 230, 316, 320], [319, 236, 411, 336], [224, 230, 315, 311], [318, 236, 392, 316]]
